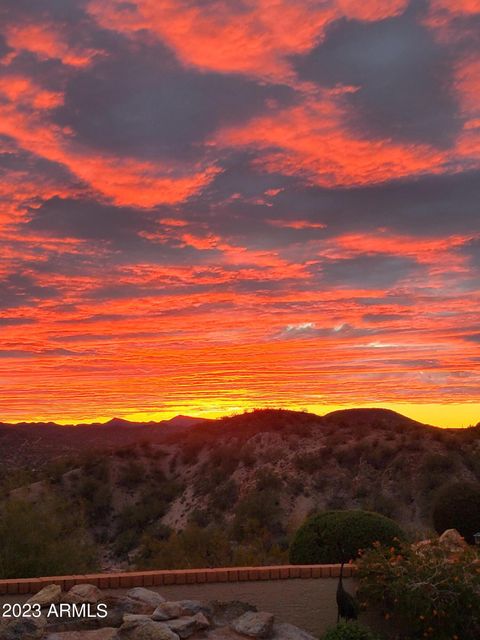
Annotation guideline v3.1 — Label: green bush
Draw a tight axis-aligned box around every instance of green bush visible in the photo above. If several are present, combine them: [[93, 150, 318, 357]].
[[289, 510, 404, 564], [357, 538, 480, 640], [0, 495, 98, 578], [322, 622, 382, 640], [432, 481, 480, 543], [232, 488, 284, 542]]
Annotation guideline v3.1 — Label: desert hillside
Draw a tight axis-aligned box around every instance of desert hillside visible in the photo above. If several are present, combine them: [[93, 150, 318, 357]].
[[1, 408, 480, 572]]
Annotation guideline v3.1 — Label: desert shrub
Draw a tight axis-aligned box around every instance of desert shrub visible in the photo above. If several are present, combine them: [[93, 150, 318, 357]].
[[239, 444, 255, 468], [362, 493, 398, 520], [210, 479, 238, 511], [138, 523, 232, 569], [232, 488, 284, 542], [322, 622, 382, 640], [78, 476, 112, 522], [357, 539, 480, 640], [189, 508, 212, 528], [0, 494, 98, 578], [118, 460, 145, 489], [289, 510, 404, 564], [432, 481, 480, 543], [255, 468, 283, 492], [294, 452, 319, 473], [419, 453, 458, 496], [181, 440, 204, 465], [334, 445, 359, 467]]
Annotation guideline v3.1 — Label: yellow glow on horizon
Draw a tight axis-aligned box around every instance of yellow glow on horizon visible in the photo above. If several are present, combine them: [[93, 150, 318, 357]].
[[35, 401, 480, 429]]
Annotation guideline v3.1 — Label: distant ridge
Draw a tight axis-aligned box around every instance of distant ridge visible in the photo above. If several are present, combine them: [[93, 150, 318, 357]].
[[0, 414, 207, 429]]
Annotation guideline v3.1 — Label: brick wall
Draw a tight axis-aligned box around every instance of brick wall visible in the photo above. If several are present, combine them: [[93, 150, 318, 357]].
[[0, 564, 356, 595]]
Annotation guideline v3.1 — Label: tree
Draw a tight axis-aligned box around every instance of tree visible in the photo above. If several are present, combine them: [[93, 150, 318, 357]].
[[289, 510, 404, 564], [432, 481, 480, 543], [0, 494, 98, 578]]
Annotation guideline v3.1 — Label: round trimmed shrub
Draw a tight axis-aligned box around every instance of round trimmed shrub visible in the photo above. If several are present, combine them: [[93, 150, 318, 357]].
[[289, 510, 404, 564], [322, 622, 382, 640], [432, 481, 480, 544]]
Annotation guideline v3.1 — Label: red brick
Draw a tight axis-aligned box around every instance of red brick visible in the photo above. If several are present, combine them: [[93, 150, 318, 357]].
[[227, 569, 239, 582], [173, 572, 186, 585], [289, 567, 300, 578], [119, 575, 134, 588], [330, 565, 341, 578], [109, 576, 120, 588], [153, 573, 164, 586], [248, 569, 260, 580], [195, 571, 207, 583], [143, 574, 154, 587], [258, 568, 270, 581], [311, 566, 322, 578], [279, 567, 289, 579], [237, 568, 250, 581], [217, 570, 229, 582], [300, 567, 312, 578], [163, 572, 176, 585]]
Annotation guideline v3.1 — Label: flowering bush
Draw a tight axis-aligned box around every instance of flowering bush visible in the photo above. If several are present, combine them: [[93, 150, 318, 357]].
[[356, 537, 480, 639]]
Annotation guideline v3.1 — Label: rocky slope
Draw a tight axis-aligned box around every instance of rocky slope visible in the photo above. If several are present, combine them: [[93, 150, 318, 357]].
[[3, 408, 480, 570]]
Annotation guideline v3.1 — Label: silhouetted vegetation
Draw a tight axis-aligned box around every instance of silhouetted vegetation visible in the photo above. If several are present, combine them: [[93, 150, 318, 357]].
[[0, 493, 98, 578], [289, 510, 405, 564], [432, 481, 480, 543]]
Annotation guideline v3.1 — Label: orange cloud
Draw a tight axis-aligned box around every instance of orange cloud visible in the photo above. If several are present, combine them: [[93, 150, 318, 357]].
[[214, 96, 451, 186], [0, 75, 220, 207], [87, 0, 409, 81], [5, 22, 98, 67]]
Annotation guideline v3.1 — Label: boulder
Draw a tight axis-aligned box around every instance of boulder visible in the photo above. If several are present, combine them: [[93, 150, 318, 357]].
[[153, 601, 211, 622], [117, 617, 179, 640], [152, 602, 184, 621], [439, 528, 467, 551], [45, 629, 118, 640], [165, 613, 210, 639], [231, 612, 274, 639], [0, 614, 47, 639], [104, 595, 155, 616], [126, 588, 166, 609], [209, 601, 256, 626], [179, 601, 211, 617], [27, 584, 62, 607], [63, 584, 103, 605], [271, 623, 317, 640]]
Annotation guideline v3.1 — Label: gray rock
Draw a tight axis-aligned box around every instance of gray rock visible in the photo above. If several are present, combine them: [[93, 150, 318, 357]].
[[271, 623, 317, 640], [153, 601, 211, 622], [126, 589, 166, 609], [45, 629, 117, 640], [166, 613, 210, 639], [165, 617, 198, 639], [105, 595, 155, 616], [0, 614, 47, 639], [231, 612, 274, 639], [192, 613, 210, 631], [123, 615, 153, 624], [27, 584, 62, 607], [152, 602, 184, 621], [63, 584, 103, 605], [117, 617, 179, 640], [179, 601, 212, 617], [209, 602, 256, 627]]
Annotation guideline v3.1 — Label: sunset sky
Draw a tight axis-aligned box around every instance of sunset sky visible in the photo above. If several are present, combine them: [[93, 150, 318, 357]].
[[0, 0, 479, 426]]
